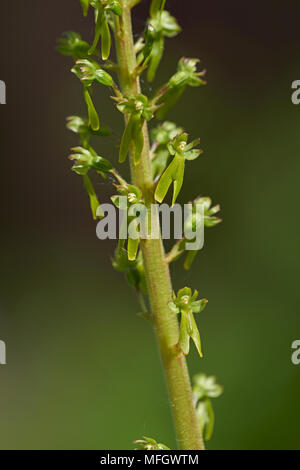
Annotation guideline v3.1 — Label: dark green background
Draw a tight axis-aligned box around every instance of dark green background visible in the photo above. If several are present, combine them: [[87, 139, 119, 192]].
[[0, 0, 299, 449]]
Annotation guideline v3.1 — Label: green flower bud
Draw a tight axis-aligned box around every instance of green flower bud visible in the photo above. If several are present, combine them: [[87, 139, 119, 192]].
[[117, 95, 153, 164], [133, 436, 170, 450], [72, 59, 114, 86], [57, 32, 91, 60], [192, 374, 223, 441], [69, 146, 112, 174]]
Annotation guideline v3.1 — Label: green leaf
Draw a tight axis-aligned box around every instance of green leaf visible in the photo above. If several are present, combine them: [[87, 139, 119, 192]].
[[83, 87, 100, 130]]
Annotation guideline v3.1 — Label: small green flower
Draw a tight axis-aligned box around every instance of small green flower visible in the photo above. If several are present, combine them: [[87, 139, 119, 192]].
[[183, 196, 221, 269], [72, 59, 114, 87], [145, 9, 181, 82], [69, 146, 112, 175], [185, 197, 222, 231], [57, 31, 91, 60], [112, 249, 147, 294], [71, 60, 113, 130], [111, 184, 144, 261], [66, 115, 111, 147], [156, 58, 206, 119], [193, 373, 223, 400], [111, 183, 143, 209], [117, 95, 154, 164], [192, 374, 223, 441], [169, 287, 207, 357], [154, 133, 202, 205], [133, 436, 170, 450], [151, 121, 183, 179], [89, 0, 122, 58]]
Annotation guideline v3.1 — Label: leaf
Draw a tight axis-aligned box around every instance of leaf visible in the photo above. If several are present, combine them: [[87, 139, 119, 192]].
[[83, 87, 100, 130]]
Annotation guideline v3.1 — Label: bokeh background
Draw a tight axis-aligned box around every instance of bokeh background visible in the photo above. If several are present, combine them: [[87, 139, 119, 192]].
[[0, 0, 300, 450]]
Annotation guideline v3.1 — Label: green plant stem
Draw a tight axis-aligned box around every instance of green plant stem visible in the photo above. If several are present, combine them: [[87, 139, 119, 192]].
[[113, 2, 205, 450]]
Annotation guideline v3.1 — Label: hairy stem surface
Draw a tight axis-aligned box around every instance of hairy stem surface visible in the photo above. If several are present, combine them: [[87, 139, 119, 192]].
[[114, 3, 204, 450]]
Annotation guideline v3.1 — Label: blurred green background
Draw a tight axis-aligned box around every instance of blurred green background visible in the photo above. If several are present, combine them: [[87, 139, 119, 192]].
[[0, 0, 300, 449]]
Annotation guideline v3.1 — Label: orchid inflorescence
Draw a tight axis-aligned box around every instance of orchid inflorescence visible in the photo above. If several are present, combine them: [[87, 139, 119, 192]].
[[58, 0, 222, 447]]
